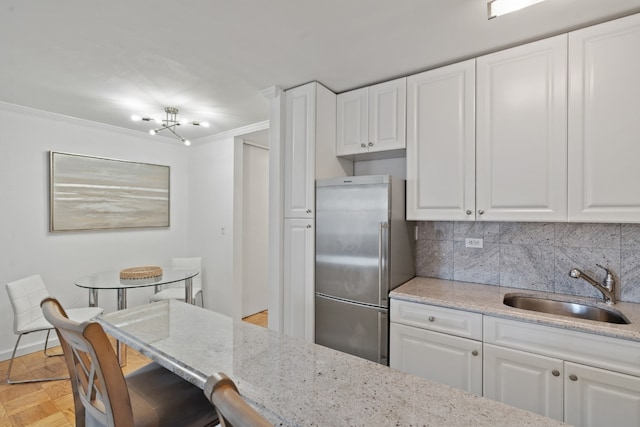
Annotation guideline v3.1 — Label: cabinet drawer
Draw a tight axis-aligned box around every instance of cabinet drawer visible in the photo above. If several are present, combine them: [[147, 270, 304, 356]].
[[484, 316, 640, 377], [390, 299, 482, 340]]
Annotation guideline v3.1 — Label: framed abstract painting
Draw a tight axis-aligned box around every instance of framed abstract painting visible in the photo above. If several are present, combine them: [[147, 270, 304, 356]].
[[50, 151, 170, 231]]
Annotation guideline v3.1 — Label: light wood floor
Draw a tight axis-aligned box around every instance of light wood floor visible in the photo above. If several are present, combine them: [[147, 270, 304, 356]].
[[0, 340, 151, 427], [242, 310, 268, 328], [1, 312, 268, 426]]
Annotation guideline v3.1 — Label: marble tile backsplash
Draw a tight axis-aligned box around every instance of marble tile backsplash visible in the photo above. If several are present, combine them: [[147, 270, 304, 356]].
[[415, 222, 640, 303]]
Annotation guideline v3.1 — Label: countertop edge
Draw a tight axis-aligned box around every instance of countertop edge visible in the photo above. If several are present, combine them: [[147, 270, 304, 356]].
[[390, 277, 640, 343]]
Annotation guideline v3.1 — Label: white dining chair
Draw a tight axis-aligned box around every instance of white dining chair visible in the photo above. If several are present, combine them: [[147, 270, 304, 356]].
[[150, 257, 204, 306], [5, 274, 104, 384]]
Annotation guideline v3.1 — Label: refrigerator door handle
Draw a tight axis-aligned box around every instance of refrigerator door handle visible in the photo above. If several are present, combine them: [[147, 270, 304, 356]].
[[378, 222, 390, 307]]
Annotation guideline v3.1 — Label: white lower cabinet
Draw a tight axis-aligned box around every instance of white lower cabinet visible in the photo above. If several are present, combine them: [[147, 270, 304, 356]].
[[390, 299, 482, 395], [390, 299, 640, 426], [390, 323, 482, 395], [483, 344, 563, 421], [484, 316, 640, 426], [565, 362, 640, 427]]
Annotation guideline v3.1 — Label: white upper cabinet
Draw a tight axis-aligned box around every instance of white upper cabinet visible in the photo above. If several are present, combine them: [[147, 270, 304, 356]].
[[476, 34, 568, 221], [568, 13, 640, 223], [337, 77, 406, 158], [406, 59, 476, 221], [336, 87, 368, 156], [369, 78, 406, 152]]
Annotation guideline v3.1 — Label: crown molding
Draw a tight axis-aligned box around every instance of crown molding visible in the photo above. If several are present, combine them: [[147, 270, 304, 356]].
[[0, 101, 166, 141], [193, 120, 269, 145], [260, 86, 283, 100], [0, 101, 268, 146]]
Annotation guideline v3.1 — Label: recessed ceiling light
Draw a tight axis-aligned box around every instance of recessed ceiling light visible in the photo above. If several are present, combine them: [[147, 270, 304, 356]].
[[488, 0, 545, 19]]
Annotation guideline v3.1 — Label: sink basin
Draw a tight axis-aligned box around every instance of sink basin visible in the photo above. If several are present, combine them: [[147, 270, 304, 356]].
[[503, 294, 630, 324]]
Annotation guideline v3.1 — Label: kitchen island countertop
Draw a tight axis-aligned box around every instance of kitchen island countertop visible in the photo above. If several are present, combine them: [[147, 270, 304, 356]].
[[99, 300, 564, 426]]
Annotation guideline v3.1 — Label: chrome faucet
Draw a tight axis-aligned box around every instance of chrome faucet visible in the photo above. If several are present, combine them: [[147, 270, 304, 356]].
[[569, 264, 616, 305]]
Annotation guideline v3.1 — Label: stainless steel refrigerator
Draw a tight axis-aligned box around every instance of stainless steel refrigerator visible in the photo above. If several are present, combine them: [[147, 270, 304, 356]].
[[315, 175, 415, 365]]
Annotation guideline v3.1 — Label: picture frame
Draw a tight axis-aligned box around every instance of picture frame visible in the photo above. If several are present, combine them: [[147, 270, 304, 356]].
[[50, 151, 170, 231]]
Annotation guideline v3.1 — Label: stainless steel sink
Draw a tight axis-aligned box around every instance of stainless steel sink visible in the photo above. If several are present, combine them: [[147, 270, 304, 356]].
[[503, 294, 630, 324]]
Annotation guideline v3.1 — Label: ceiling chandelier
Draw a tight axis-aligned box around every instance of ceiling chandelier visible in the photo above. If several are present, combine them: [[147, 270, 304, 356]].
[[131, 107, 210, 146]]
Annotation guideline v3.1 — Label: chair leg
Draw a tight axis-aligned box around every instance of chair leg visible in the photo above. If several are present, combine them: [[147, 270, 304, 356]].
[[6, 331, 70, 384], [43, 329, 64, 357], [198, 293, 204, 308]]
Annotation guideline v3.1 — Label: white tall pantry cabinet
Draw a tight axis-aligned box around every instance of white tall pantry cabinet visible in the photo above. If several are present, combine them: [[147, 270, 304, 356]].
[[283, 82, 352, 342], [568, 13, 640, 222]]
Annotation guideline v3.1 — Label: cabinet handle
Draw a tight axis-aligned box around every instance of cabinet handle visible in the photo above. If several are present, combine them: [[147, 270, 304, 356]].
[[466, 210, 472, 215], [478, 209, 484, 215], [569, 374, 578, 381], [368, 142, 374, 147], [472, 350, 479, 357], [360, 143, 366, 148], [306, 224, 312, 229], [428, 316, 435, 322], [306, 209, 312, 213], [552, 370, 560, 377]]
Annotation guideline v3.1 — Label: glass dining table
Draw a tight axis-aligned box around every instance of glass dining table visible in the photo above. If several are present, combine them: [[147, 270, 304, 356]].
[[74, 267, 198, 364]]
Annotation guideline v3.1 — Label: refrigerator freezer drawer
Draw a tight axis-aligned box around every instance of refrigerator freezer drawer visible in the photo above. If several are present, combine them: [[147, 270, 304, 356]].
[[315, 294, 388, 365]]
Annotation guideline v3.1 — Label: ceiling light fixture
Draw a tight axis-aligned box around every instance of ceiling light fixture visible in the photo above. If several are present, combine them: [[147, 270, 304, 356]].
[[487, 0, 544, 19], [131, 107, 210, 146]]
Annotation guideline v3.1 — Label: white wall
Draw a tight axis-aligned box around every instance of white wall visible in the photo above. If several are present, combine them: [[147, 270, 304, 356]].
[[354, 157, 406, 179], [187, 135, 236, 316], [0, 103, 191, 360], [241, 142, 269, 317], [186, 122, 269, 320]]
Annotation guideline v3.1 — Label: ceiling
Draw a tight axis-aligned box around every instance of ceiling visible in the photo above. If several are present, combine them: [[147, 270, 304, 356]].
[[2, 0, 640, 144]]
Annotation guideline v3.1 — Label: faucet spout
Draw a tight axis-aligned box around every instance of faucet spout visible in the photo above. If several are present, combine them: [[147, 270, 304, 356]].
[[569, 266, 616, 305]]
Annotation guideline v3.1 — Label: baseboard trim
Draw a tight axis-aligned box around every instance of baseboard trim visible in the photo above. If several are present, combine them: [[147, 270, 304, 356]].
[[1, 336, 61, 362]]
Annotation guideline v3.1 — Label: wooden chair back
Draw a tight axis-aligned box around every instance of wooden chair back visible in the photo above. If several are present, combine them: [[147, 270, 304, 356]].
[[41, 297, 134, 427], [204, 372, 273, 427]]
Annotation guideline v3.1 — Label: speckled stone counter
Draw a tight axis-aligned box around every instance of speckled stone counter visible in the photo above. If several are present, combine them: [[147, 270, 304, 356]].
[[391, 277, 640, 342], [98, 300, 564, 426]]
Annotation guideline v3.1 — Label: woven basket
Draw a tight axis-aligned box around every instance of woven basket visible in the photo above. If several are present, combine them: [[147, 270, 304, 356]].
[[120, 266, 163, 280]]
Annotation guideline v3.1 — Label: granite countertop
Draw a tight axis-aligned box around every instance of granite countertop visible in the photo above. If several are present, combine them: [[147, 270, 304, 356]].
[[391, 277, 640, 342], [99, 300, 565, 427]]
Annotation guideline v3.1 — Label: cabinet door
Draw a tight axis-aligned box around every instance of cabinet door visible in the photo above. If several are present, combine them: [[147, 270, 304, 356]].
[[476, 35, 568, 221], [285, 84, 315, 219], [390, 322, 482, 395], [336, 87, 368, 156], [568, 13, 640, 222], [565, 362, 640, 427], [406, 60, 475, 221], [283, 219, 315, 342], [484, 344, 563, 421], [368, 77, 406, 152]]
